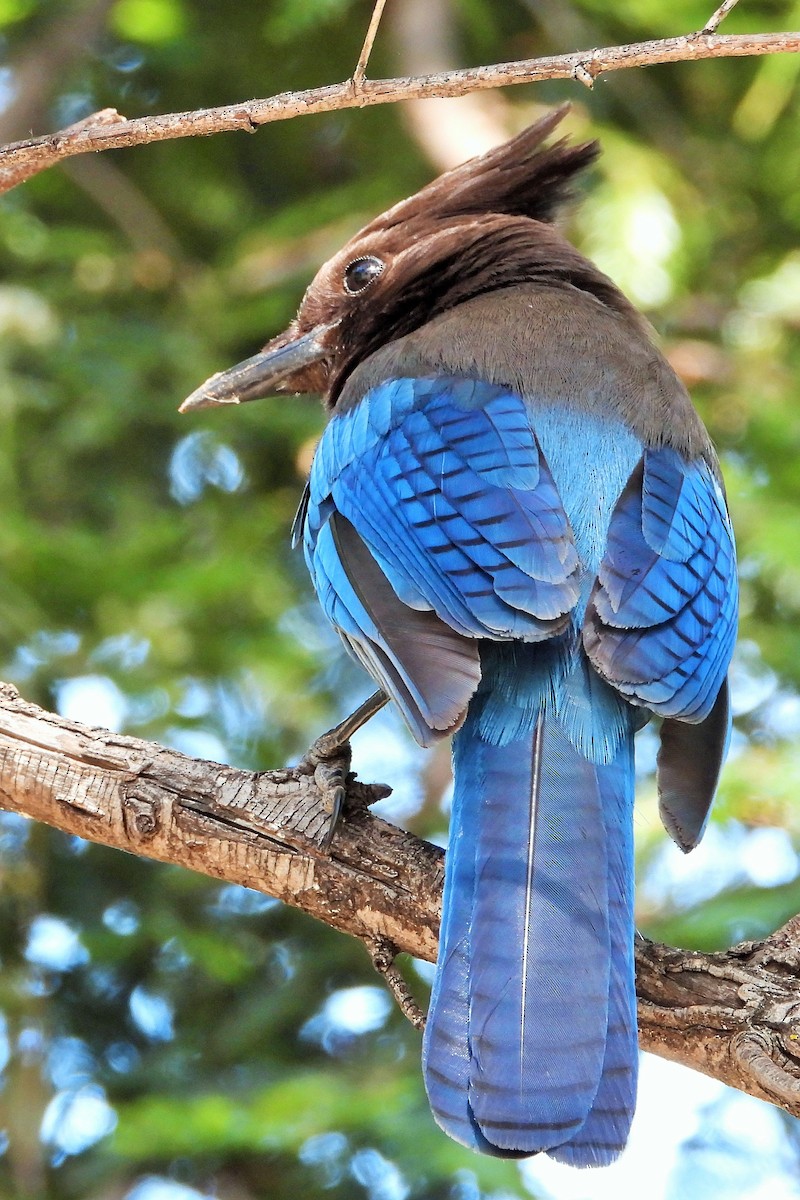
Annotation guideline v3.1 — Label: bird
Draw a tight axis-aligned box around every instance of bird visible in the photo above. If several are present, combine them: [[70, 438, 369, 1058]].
[[181, 107, 738, 1167]]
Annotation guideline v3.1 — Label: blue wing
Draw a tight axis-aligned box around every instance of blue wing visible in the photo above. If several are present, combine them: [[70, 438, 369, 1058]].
[[583, 446, 737, 722], [302, 375, 581, 743], [583, 445, 737, 851]]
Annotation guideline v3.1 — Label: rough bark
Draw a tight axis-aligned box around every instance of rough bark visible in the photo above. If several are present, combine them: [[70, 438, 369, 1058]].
[[0, 681, 799, 1116]]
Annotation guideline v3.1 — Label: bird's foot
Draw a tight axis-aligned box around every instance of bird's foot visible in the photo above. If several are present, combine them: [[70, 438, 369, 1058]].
[[301, 690, 388, 849], [307, 751, 350, 850]]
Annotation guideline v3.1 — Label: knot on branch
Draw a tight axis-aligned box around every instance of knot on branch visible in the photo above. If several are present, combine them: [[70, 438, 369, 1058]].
[[122, 785, 163, 841], [233, 109, 259, 133], [572, 61, 596, 88]]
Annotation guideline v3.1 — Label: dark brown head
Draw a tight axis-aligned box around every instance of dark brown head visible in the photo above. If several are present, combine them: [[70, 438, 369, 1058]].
[[181, 107, 621, 414]]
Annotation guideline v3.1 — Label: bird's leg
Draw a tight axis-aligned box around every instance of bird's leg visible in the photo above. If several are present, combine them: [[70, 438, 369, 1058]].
[[301, 689, 388, 848], [367, 936, 427, 1030], [306, 689, 388, 762]]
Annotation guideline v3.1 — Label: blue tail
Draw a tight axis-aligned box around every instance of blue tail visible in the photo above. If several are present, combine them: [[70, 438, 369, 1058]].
[[423, 655, 638, 1165]]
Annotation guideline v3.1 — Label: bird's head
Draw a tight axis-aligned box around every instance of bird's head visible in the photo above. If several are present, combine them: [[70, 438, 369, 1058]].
[[181, 106, 616, 414]]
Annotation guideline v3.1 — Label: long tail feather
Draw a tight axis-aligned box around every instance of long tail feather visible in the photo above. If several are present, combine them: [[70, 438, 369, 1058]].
[[422, 731, 483, 1149], [422, 733, 526, 1157], [468, 716, 612, 1153], [424, 675, 638, 1163], [549, 736, 637, 1166]]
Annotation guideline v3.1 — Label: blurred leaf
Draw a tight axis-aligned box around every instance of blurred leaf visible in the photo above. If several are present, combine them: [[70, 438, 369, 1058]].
[[111, 0, 188, 43]]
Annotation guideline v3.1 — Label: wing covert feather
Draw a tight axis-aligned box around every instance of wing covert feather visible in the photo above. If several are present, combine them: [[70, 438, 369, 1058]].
[[584, 446, 737, 722], [303, 376, 582, 740]]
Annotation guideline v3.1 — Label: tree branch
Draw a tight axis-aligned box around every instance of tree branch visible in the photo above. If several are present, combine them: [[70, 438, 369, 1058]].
[[0, 682, 441, 961], [0, 680, 799, 1115], [1, 30, 798, 193]]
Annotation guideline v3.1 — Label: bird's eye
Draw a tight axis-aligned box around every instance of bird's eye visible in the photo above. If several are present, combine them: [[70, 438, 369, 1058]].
[[343, 256, 384, 295]]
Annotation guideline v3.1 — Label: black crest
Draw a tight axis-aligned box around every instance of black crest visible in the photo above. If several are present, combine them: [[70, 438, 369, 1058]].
[[368, 106, 598, 235]]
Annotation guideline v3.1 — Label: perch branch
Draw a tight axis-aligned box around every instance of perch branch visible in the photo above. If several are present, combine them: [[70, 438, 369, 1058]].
[[1, 30, 799, 192], [0, 681, 799, 1115]]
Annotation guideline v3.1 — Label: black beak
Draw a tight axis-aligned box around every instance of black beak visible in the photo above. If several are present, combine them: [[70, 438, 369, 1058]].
[[179, 322, 337, 413]]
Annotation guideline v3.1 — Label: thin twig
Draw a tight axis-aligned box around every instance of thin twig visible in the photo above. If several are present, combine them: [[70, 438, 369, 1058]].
[[367, 937, 427, 1029], [353, 0, 389, 87], [6, 106, 124, 188], [702, 0, 741, 36], [1, 30, 799, 193]]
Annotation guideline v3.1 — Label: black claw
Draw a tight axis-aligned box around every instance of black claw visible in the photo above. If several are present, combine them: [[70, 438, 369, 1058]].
[[314, 759, 348, 850], [320, 784, 345, 850], [302, 692, 389, 852]]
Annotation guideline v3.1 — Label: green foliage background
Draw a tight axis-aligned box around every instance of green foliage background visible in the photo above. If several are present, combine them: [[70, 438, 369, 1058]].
[[0, 1, 799, 1197]]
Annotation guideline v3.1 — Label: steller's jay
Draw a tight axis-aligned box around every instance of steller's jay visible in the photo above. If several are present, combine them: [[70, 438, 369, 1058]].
[[182, 107, 738, 1166]]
